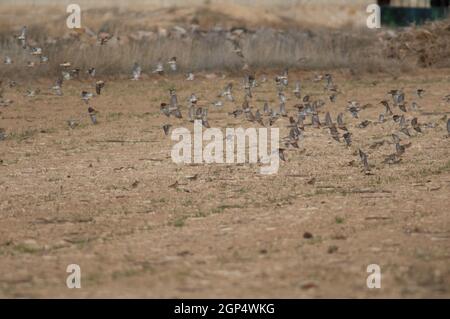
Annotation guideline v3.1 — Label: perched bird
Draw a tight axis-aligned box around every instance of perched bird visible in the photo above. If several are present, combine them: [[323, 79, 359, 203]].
[[4, 56, 12, 64], [167, 57, 177, 72], [132, 62, 141, 80], [95, 81, 105, 95], [163, 124, 172, 136]]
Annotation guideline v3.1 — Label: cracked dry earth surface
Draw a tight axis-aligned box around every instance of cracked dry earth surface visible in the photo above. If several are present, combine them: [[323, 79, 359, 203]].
[[0, 69, 449, 297]]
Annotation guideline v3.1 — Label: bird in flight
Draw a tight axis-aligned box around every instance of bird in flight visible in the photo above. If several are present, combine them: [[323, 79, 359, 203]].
[[132, 62, 141, 80]]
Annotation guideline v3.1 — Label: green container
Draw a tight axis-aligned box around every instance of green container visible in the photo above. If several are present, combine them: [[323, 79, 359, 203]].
[[381, 6, 449, 26]]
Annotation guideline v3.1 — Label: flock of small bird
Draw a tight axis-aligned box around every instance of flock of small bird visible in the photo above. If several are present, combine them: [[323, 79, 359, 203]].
[[156, 69, 450, 173], [2, 26, 450, 176]]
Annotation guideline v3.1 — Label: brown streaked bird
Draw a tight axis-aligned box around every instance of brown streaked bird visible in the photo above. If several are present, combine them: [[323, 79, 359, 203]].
[[95, 81, 105, 95]]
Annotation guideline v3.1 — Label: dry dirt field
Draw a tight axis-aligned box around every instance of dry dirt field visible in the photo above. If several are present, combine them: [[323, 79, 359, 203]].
[[0, 68, 449, 298]]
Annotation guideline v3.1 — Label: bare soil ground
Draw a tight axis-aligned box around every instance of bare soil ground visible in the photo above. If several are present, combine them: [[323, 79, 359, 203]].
[[0, 69, 449, 298]]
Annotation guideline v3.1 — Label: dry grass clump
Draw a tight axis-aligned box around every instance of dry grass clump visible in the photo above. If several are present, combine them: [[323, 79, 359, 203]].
[[382, 18, 450, 68]]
